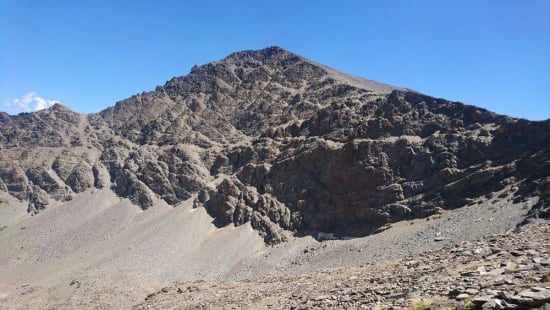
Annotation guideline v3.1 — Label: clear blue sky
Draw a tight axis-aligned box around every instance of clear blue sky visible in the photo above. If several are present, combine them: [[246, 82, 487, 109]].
[[1, 0, 549, 120]]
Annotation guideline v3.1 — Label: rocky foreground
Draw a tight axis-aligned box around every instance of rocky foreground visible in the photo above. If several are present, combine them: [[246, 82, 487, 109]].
[[136, 221, 549, 310]]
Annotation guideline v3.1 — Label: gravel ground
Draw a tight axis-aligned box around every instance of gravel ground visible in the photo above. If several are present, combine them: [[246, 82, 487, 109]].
[[136, 220, 550, 309], [0, 187, 538, 309], [229, 188, 533, 280]]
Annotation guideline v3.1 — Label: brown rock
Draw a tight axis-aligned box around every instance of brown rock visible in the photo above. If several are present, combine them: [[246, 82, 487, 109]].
[[1, 46, 549, 244]]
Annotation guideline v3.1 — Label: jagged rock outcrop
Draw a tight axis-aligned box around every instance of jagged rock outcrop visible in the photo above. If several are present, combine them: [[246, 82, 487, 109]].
[[202, 177, 293, 244], [0, 47, 548, 243]]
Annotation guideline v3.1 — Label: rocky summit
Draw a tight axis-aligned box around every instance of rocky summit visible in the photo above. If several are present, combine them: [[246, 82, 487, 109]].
[[0, 47, 548, 309]]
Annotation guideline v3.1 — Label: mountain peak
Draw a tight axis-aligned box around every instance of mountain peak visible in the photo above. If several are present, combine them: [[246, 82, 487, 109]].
[[223, 46, 292, 62], [0, 46, 548, 310], [2, 46, 548, 246], [184, 46, 402, 96], [49, 102, 72, 112]]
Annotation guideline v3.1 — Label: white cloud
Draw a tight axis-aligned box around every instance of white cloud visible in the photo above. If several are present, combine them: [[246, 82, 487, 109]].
[[6, 91, 59, 113]]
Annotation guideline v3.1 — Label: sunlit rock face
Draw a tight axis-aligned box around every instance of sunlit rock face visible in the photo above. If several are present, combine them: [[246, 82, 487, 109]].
[[1, 47, 548, 243]]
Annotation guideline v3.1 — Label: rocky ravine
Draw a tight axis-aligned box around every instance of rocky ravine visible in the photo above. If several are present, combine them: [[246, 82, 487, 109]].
[[0, 46, 548, 245]]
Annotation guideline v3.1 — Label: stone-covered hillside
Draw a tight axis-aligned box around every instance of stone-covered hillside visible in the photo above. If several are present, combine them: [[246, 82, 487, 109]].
[[1, 47, 548, 243]]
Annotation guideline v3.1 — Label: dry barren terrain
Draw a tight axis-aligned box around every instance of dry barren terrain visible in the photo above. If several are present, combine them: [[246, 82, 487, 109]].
[[1, 47, 548, 309], [1, 186, 546, 309]]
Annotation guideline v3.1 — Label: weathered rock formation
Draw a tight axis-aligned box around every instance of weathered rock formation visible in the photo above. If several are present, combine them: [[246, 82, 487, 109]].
[[1, 47, 548, 243]]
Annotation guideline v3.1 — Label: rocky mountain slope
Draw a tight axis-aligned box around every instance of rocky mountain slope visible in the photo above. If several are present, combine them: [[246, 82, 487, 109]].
[[1, 46, 548, 245], [1, 47, 549, 309]]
